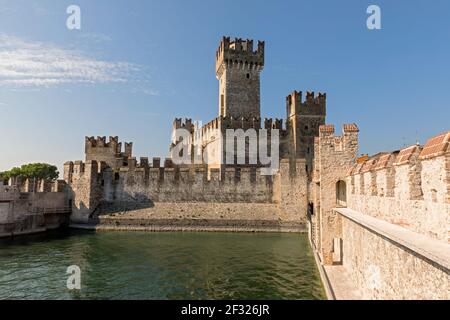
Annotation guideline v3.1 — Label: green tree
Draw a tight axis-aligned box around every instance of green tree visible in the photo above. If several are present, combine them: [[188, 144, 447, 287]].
[[0, 172, 8, 184], [0, 163, 59, 183]]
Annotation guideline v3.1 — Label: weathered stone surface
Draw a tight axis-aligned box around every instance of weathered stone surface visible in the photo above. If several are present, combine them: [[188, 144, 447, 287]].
[[337, 208, 449, 300], [347, 150, 450, 242], [0, 183, 69, 238]]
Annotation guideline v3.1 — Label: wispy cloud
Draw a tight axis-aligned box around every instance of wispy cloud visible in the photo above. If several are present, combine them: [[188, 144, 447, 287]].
[[0, 34, 140, 88]]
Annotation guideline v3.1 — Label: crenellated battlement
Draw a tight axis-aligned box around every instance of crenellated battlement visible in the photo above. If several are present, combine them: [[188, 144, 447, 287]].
[[347, 141, 445, 178], [199, 116, 285, 134], [85, 136, 133, 169], [419, 131, 450, 160], [173, 118, 195, 132], [346, 131, 450, 241], [7, 177, 67, 194], [286, 91, 326, 117], [108, 162, 276, 204], [118, 164, 268, 184], [348, 133, 450, 202], [216, 37, 265, 76], [221, 116, 261, 130], [85, 136, 120, 148], [316, 124, 359, 153], [64, 160, 100, 182]]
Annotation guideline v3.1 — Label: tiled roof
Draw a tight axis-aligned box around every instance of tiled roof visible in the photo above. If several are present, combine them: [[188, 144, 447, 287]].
[[343, 123, 359, 133], [373, 153, 393, 171], [419, 131, 450, 160], [319, 124, 335, 134], [394, 145, 420, 166], [361, 157, 377, 173]]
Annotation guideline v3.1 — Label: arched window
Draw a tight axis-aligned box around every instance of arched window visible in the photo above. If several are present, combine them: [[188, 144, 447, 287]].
[[336, 180, 347, 207]]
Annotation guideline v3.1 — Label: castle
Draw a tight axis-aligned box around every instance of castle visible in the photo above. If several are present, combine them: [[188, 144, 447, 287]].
[[63, 37, 358, 239], [3, 37, 448, 299]]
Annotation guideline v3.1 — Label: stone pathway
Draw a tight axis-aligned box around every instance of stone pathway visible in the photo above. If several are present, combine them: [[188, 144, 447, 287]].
[[324, 265, 362, 300]]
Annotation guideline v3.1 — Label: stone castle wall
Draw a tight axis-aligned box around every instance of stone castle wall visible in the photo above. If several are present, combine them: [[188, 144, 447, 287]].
[[338, 208, 449, 300], [347, 132, 450, 242], [0, 182, 69, 237], [64, 154, 309, 224], [113, 163, 274, 203], [310, 124, 359, 265], [318, 131, 450, 300]]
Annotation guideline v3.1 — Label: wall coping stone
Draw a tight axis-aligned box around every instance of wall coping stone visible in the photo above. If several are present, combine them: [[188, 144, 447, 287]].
[[334, 208, 450, 272]]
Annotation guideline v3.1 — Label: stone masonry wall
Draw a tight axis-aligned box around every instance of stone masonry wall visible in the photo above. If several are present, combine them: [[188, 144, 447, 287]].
[[273, 159, 308, 222], [64, 160, 102, 223], [312, 124, 359, 265], [216, 37, 264, 119], [347, 133, 450, 242], [113, 164, 273, 203], [0, 182, 69, 237], [65, 154, 310, 225], [341, 214, 449, 299]]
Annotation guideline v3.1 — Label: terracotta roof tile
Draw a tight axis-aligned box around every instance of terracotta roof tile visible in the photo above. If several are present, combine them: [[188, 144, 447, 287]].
[[319, 124, 335, 134], [419, 131, 450, 160], [394, 145, 420, 166], [373, 153, 393, 171], [343, 123, 359, 133], [361, 157, 377, 173]]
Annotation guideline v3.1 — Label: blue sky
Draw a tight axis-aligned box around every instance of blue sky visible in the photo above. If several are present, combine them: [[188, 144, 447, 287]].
[[0, 0, 449, 174]]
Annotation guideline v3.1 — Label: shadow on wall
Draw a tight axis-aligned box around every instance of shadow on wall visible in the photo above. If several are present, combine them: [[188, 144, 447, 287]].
[[92, 193, 155, 219], [336, 180, 347, 208]]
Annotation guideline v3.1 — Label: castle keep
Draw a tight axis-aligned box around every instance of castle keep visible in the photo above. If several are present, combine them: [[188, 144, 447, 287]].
[[63, 37, 344, 234], [3, 36, 446, 299]]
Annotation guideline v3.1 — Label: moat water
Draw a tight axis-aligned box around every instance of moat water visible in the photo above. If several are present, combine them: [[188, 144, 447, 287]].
[[0, 230, 325, 300]]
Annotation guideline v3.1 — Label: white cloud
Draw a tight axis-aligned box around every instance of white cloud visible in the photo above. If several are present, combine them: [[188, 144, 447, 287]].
[[0, 34, 140, 87]]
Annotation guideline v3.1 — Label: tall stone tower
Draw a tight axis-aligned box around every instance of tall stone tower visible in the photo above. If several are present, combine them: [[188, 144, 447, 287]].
[[215, 37, 265, 119], [286, 91, 326, 172], [85, 136, 133, 171]]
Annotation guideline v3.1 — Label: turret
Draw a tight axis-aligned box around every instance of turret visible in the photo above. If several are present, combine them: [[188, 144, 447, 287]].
[[216, 36, 265, 119], [286, 90, 327, 172], [85, 136, 133, 170]]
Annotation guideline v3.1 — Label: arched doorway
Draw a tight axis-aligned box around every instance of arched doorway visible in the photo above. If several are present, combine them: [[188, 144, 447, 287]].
[[336, 180, 347, 207]]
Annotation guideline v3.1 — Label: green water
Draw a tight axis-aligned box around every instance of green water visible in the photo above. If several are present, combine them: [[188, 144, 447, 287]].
[[0, 230, 325, 300]]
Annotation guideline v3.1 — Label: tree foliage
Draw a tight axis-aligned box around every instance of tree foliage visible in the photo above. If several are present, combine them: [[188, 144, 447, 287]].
[[0, 163, 59, 184]]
